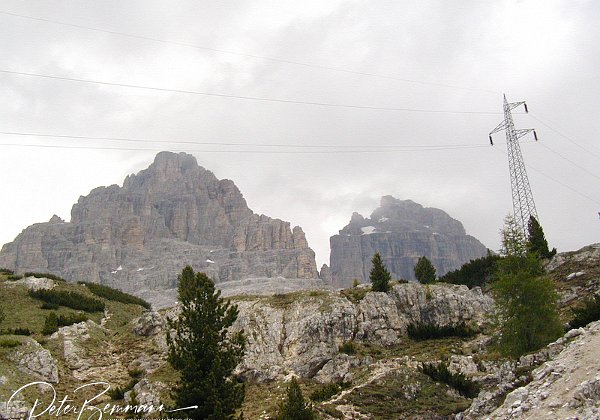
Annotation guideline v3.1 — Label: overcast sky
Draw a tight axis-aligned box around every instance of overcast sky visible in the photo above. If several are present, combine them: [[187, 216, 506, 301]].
[[1, 0, 598, 268]]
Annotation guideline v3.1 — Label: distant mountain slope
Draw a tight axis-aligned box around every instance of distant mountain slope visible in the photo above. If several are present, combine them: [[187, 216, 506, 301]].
[[328, 196, 488, 288], [0, 152, 318, 293]]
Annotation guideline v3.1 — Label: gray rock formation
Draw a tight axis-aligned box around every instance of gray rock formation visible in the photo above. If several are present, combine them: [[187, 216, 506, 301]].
[[153, 282, 494, 383], [8, 338, 59, 383], [329, 196, 488, 288], [0, 152, 318, 294], [465, 321, 600, 420]]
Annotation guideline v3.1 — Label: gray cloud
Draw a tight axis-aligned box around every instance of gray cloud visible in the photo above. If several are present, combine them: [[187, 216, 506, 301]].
[[1, 0, 599, 267]]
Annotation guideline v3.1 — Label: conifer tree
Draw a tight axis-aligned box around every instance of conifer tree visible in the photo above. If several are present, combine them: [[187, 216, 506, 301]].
[[526, 216, 557, 259], [414, 256, 437, 284], [493, 217, 562, 358], [500, 214, 527, 257], [167, 266, 246, 419], [369, 252, 391, 292], [276, 377, 316, 420]]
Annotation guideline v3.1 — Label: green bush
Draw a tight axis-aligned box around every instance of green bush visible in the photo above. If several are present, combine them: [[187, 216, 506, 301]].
[[41, 302, 60, 310], [78, 282, 151, 309], [0, 338, 22, 348], [407, 322, 477, 340], [6, 274, 23, 281], [57, 313, 88, 327], [42, 313, 59, 335], [309, 383, 348, 402], [0, 268, 14, 275], [107, 386, 126, 400], [2, 328, 32, 336], [29, 289, 105, 312], [23, 272, 66, 282], [341, 287, 369, 304], [570, 295, 600, 329], [420, 362, 480, 398], [338, 341, 357, 355], [438, 253, 500, 288]]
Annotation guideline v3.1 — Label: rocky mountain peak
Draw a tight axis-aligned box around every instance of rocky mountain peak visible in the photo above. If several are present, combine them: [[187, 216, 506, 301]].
[[0, 152, 318, 293], [329, 196, 487, 287]]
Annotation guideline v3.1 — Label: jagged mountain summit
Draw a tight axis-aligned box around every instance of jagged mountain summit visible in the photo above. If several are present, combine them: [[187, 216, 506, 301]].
[[328, 195, 488, 288], [0, 152, 318, 293]]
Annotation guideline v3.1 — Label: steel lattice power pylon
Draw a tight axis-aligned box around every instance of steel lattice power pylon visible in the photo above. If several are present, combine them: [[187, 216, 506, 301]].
[[489, 95, 539, 235]]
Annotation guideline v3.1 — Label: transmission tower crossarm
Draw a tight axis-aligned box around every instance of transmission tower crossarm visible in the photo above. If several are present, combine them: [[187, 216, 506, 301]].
[[490, 120, 508, 135], [515, 129, 534, 140]]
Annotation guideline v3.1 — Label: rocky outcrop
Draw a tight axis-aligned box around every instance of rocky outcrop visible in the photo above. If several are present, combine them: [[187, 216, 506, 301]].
[[0, 152, 318, 294], [474, 321, 600, 420], [152, 282, 494, 383], [8, 338, 59, 383], [329, 196, 488, 288]]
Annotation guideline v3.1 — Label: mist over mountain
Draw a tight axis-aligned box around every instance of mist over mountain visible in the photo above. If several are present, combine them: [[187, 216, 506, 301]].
[[327, 196, 488, 288]]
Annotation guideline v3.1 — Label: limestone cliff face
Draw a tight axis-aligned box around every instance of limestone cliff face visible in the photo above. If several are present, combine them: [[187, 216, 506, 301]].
[[329, 196, 488, 288], [158, 282, 494, 383], [0, 152, 318, 292]]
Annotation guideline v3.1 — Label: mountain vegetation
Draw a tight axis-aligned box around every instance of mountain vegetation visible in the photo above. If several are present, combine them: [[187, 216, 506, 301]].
[[414, 256, 437, 284], [166, 266, 246, 419], [369, 252, 391, 292], [493, 216, 563, 357]]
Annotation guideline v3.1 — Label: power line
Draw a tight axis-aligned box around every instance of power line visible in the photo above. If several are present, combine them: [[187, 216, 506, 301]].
[[529, 113, 600, 161], [0, 130, 492, 149], [538, 142, 600, 182], [0, 9, 498, 95], [0, 69, 504, 115], [491, 146, 600, 207], [0, 141, 489, 154]]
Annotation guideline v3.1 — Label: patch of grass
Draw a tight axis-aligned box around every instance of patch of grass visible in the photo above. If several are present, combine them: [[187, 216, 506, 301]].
[[340, 286, 370, 304], [342, 368, 471, 419], [0, 283, 102, 334], [6, 274, 23, 281], [0, 337, 22, 348], [310, 382, 349, 402]]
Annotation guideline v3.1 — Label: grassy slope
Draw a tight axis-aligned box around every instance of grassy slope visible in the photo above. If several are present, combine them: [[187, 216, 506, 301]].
[[3, 261, 590, 419], [0, 273, 150, 418]]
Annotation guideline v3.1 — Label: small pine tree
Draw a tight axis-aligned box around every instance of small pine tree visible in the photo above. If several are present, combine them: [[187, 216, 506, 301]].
[[527, 216, 557, 259], [414, 256, 437, 284], [276, 377, 316, 420], [42, 312, 59, 335], [167, 266, 246, 419], [369, 253, 391, 292], [500, 214, 527, 257], [493, 254, 563, 357]]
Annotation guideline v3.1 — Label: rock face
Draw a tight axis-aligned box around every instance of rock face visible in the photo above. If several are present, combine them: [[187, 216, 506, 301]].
[[0, 152, 318, 293], [156, 282, 494, 383], [8, 338, 59, 383], [478, 321, 600, 420], [329, 196, 488, 288]]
